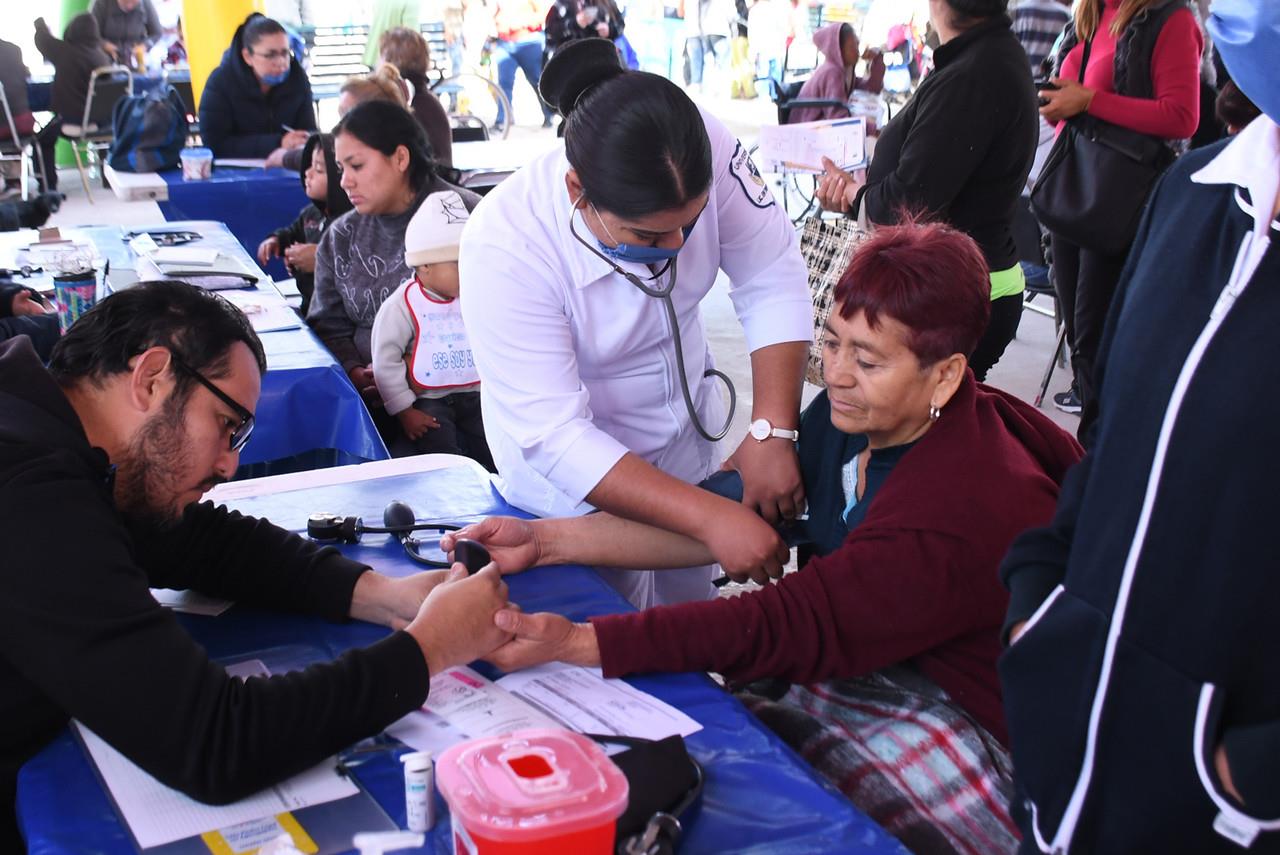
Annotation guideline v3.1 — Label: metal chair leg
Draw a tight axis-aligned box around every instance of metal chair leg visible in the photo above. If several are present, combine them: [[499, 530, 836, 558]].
[[70, 140, 93, 203], [1035, 324, 1068, 408]]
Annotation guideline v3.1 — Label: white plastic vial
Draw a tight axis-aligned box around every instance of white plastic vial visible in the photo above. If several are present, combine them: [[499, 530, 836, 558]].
[[400, 750, 435, 832]]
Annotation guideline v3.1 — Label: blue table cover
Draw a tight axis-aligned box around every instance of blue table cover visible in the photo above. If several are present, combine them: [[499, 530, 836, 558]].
[[81, 221, 387, 472], [158, 168, 309, 283], [17, 466, 907, 855]]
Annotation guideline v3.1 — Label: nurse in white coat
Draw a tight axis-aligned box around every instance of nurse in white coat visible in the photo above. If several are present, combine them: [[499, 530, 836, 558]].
[[459, 39, 813, 609]]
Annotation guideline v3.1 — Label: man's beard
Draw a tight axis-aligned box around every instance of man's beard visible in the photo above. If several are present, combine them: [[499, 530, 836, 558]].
[[114, 393, 209, 531]]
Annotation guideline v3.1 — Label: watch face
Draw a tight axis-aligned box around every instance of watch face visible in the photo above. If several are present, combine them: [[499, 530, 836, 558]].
[[749, 419, 769, 440]]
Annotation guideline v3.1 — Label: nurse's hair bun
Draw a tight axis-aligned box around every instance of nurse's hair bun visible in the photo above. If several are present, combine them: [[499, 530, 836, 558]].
[[538, 38, 626, 118]]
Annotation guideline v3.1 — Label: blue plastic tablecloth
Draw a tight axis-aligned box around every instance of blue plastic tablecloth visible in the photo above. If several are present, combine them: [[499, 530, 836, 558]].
[[158, 168, 309, 282], [78, 221, 387, 472], [16, 465, 907, 855]]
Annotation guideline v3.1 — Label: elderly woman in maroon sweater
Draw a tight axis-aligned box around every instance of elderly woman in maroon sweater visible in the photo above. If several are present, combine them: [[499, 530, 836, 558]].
[[447, 221, 1082, 855]]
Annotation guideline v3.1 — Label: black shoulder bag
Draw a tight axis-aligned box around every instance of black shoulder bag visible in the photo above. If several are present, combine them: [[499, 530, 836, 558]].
[[1030, 38, 1175, 257]]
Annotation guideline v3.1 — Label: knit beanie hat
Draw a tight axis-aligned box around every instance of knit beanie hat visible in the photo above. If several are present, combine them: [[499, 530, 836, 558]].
[[404, 191, 470, 266]]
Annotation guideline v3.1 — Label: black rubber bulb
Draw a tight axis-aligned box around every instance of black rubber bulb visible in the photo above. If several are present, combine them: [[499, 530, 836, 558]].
[[382, 500, 417, 540]]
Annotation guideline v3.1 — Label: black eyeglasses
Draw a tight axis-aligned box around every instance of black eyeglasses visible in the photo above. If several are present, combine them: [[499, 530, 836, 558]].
[[169, 352, 256, 453]]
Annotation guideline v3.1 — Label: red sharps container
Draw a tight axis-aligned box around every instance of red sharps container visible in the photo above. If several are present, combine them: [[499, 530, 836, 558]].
[[436, 729, 630, 854]]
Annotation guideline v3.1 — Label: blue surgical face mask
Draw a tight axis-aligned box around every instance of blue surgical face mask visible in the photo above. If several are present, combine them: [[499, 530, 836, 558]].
[[1209, 0, 1280, 124], [588, 202, 695, 265], [261, 69, 290, 87]]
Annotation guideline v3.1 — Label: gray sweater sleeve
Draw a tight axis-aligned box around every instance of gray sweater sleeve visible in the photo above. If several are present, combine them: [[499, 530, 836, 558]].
[[308, 223, 364, 372]]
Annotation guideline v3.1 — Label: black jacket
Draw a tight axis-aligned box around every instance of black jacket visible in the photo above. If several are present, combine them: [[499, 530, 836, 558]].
[[855, 16, 1038, 272], [999, 138, 1280, 852], [33, 14, 112, 122], [198, 18, 317, 158], [0, 282, 58, 361], [0, 338, 429, 839]]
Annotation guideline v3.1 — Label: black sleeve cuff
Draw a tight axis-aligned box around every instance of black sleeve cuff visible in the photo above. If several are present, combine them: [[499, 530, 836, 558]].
[[1001, 563, 1064, 646], [311, 553, 370, 622]]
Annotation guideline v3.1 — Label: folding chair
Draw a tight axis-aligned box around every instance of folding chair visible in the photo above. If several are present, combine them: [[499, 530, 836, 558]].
[[450, 118, 489, 143], [430, 74, 511, 140], [61, 65, 133, 203], [0, 81, 48, 200]]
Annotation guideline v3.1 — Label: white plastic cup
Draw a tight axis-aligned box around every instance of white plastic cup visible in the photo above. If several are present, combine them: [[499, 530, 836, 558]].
[[180, 147, 213, 180]]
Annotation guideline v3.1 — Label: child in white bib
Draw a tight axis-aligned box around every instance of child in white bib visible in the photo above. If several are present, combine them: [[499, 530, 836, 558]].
[[371, 190, 494, 468]]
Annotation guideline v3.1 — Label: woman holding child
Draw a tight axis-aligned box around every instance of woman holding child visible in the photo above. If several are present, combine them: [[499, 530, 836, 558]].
[[308, 101, 481, 452], [447, 219, 1083, 854]]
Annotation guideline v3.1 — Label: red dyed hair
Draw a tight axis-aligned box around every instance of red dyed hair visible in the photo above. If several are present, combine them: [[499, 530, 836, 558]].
[[833, 220, 990, 366]]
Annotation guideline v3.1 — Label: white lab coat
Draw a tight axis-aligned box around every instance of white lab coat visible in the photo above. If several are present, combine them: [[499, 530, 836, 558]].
[[458, 108, 812, 608]]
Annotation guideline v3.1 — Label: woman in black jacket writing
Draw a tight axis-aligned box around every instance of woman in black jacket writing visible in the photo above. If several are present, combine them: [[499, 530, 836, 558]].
[[198, 14, 316, 160]]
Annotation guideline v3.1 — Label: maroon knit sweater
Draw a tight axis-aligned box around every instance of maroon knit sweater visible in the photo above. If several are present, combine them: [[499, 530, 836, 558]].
[[592, 376, 1083, 744]]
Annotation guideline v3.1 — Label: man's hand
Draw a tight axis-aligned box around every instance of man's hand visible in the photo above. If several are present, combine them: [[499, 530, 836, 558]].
[[349, 569, 450, 628], [11, 290, 52, 317], [485, 610, 600, 672], [1039, 78, 1094, 123], [441, 517, 542, 574], [815, 157, 866, 214], [348, 364, 383, 407], [701, 503, 790, 584], [281, 129, 311, 149], [264, 147, 288, 169], [724, 432, 805, 523], [257, 235, 281, 266], [405, 564, 513, 676], [283, 242, 318, 274], [102, 40, 120, 61], [397, 407, 439, 441]]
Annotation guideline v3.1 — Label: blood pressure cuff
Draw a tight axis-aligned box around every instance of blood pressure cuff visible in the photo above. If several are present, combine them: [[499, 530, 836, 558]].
[[698, 470, 808, 547], [588, 734, 703, 855]]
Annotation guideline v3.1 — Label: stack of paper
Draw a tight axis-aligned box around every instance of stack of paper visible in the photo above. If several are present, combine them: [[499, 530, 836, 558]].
[[386, 663, 702, 757]]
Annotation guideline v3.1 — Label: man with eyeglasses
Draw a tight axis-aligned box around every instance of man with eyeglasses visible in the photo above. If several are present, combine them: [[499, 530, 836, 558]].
[[199, 13, 317, 160], [0, 280, 513, 851]]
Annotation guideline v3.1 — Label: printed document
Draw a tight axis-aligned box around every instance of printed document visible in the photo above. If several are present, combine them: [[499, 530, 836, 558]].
[[387, 663, 701, 756], [757, 117, 867, 173]]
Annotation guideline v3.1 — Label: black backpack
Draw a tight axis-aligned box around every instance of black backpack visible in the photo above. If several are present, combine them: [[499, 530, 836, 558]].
[[107, 86, 189, 173]]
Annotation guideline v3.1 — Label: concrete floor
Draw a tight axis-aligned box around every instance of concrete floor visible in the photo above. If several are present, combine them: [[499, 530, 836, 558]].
[[40, 88, 1079, 444]]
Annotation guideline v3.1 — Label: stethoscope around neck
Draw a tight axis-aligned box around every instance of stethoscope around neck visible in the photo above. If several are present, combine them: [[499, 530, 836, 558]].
[[568, 202, 737, 442]]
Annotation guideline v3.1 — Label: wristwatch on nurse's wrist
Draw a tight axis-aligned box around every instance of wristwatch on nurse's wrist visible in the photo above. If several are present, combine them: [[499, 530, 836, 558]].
[[749, 418, 799, 443]]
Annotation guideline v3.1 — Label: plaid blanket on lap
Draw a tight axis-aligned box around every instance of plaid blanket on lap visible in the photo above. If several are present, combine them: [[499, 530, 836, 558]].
[[738, 668, 1019, 855]]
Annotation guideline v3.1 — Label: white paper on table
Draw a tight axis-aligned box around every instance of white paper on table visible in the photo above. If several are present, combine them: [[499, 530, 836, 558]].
[[757, 117, 867, 174], [220, 291, 302, 332], [386, 663, 701, 757], [73, 659, 357, 849], [152, 246, 220, 266], [385, 666, 561, 755], [150, 587, 234, 617], [498, 662, 703, 741], [214, 158, 269, 169]]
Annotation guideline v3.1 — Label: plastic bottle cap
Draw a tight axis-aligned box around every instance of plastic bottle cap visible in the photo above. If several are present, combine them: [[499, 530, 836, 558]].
[[400, 750, 432, 773]]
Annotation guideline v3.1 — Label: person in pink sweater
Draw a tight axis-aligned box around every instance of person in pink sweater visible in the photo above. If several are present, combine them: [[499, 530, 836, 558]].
[[445, 220, 1083, 854], [1036, 0, 1202, 423], [787, 22, 886, 124]]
